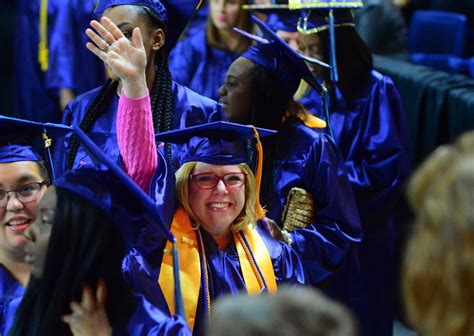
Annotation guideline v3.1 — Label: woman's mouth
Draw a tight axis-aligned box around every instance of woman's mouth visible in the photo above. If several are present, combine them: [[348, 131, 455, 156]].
[[219, 99, 227, 107], [207, 202, 232, 211], [5, 218, 31, 233]]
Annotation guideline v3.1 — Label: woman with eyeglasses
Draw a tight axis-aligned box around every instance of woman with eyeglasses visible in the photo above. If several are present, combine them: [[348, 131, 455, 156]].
[[150, 124, 306, 336], [9, 167, 190, 335], [84, 15, 305, 335], [0, 134, 50, 333]]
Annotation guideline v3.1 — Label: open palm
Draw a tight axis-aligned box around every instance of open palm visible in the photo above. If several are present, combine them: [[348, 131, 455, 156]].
[[86, 16, 146, 84]]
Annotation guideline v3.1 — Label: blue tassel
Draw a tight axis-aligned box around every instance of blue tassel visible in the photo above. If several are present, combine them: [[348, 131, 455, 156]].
[[328, 9, 339, 83], [172, 239, 186, 319]]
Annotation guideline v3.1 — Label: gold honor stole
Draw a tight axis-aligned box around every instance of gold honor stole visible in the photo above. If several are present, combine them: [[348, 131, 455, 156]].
[[158, 208, 277, 331]]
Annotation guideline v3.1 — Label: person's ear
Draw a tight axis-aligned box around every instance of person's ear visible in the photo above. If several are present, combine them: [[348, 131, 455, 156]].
[[152, 28, 165, 51]]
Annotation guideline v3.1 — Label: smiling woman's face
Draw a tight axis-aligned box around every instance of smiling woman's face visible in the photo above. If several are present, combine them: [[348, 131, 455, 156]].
[[0, 161, 47, 259], [188, 163, 246, 238], [24, 187, 56, 278]]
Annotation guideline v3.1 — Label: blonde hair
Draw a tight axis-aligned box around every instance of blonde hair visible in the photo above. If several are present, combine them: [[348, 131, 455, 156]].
[[175, 162, 258, 233], [403, 131, 474, 336], [206, 0, 252, 54]]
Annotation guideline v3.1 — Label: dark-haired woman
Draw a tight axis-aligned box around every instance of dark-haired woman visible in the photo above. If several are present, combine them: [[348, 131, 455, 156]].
[[55, 0, 222, 176], [219, 18, 363, 309], [9, 168, 190, 335], [168, 0, 253, 101], [296, 11, 411, 336]]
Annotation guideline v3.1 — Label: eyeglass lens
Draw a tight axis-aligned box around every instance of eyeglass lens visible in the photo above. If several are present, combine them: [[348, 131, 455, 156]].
[[0, 182, 43, 207], [193, 173, 246, 189]]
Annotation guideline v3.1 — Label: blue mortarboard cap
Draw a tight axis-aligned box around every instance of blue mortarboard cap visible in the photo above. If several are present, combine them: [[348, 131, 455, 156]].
[[95, 0, 202, 50], [155, 121, 276, 166], [54, 168, 152, 236], [71, 126, 173, 241], [0, 115, 72, 181], [241, 15, 323, 97], [243, 0, 362, 11], [0, 116, 185, 318], [155, 121, 275, 220], [297, 8, 354, 34], [71, 125, 186, 319], [266, 12, 299, 32]]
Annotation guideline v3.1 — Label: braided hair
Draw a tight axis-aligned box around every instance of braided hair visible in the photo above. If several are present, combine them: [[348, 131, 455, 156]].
[[66, 5, 175, 170]]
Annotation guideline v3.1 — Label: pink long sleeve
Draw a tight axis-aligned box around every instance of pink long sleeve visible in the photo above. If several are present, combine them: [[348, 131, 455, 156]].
[[117, 91, 157, 192]]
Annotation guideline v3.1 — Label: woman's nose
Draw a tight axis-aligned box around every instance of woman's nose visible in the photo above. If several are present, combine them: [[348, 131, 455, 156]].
[[218, 84, 226, 97], [5, 193, 24, 212], [213, 179, 228, 194]]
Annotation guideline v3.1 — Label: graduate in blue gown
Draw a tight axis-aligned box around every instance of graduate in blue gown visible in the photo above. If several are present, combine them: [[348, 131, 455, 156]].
[[7, 166, 190, 335], [14, 0, 75, 123], [151, 122, 306, 335], [219, 16, 363, 293], [55, 0, 223, 177], [295, 9, 411, 336], [0, 117, 71, 334], [0, 114, 185, 334], [168, 0, 253, 101]]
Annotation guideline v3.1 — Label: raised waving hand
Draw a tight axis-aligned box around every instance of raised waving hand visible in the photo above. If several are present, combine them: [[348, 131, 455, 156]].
[[86, 16, 147, 98]]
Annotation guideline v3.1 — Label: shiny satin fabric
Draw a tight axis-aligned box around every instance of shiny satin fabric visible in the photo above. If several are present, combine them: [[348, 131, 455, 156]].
[[300, 71, 411, 226], [2, 275, 191, 335], [0, 265, 24, 334], [169, 30, 242, 101], [263, 118, 362, 283], [14, 0, 75, 123], [124, 220, 306, 336], [299, 70, 411, 336], [54, 80, 223, 178], [261, 117, 365, 315]]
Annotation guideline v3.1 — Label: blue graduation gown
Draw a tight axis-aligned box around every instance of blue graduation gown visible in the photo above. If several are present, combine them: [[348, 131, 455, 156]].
[[299, 70, 411, 336], [54, 81, 223, 177], [0, 266, 190, 335], [69, 0, 106, 95], [124, 294, 192, 335], [168, 30, 241, 101], [126, 297, 191, 335], [14, 0, 75, 123], [124, 223, 306, 336], [0, 265, 24, 334], [261, 117, 365, 312]]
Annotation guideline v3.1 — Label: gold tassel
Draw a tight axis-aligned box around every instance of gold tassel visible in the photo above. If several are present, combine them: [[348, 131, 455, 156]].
[[252, 127, 266, 219], [39, 0, 49, 71]]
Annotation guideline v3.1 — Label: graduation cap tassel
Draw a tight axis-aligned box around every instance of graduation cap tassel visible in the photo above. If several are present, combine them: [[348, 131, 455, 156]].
[[328, 9, 339, 83], [322, 86, 334, 138], [252, 127, 266, 219], [172, 239, 186, 320], [41, 129, 56, 181]]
